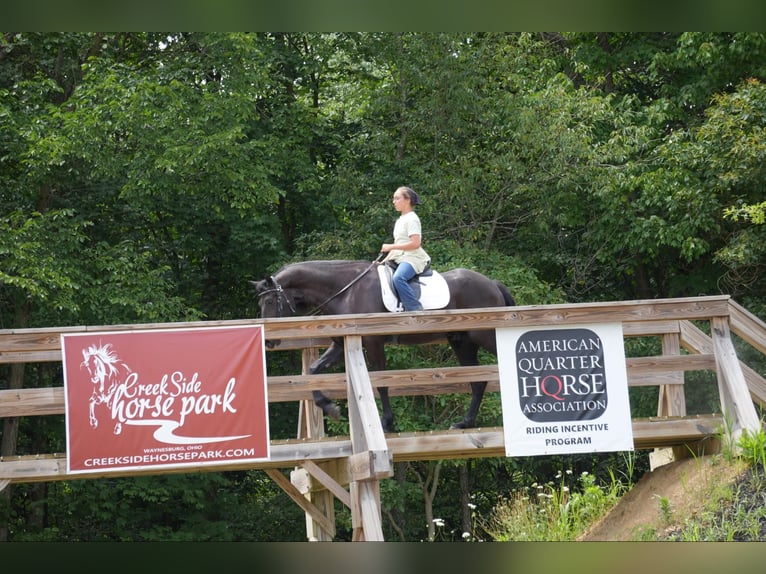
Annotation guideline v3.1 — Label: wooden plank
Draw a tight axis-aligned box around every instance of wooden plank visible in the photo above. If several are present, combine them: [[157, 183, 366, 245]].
[[0, 436, 353, 483], [387, 416, 724, 459], [0, 322, 686, 363], [297, 347, 334, 541], [710, 317, 761, 435], [0, 332, 64, 352], [2, 352, 723, 418], [0, 387, 65, 417], [628, 373, 689, 387], [343, 336, 390, 472], [269, 356, 714, 401], [256, 297, 732, 342], [0, 297, 731, 356], [387, 427, 506, 461], [0, 351, 61, 363], [657, 333, 685, 417], [356, 480, 384, 541], [627, 353, 716, 374], [630, 415, 724, 447], [0, 415, 724, 485], [622, 320, 680, 336], [343, 335, 388, 541]]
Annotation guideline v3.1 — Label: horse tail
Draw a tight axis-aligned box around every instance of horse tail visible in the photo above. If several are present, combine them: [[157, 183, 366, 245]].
[[494, 280, 516, 307]]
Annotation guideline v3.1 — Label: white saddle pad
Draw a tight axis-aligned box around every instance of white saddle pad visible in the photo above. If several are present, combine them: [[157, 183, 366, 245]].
[[376, 264, 451, 312]]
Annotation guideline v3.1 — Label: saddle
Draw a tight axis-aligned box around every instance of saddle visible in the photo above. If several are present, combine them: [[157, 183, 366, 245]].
[[376, 262, 450, 312]]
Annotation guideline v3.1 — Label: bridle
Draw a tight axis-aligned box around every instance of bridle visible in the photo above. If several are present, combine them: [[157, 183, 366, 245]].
[[257, 277, 297, 316], [258, 255, 384, 318]]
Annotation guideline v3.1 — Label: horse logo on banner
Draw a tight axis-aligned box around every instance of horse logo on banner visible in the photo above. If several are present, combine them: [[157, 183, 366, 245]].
[[82, 342, 132, 435]]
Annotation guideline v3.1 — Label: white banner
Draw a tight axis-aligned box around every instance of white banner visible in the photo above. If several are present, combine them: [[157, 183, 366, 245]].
[[497, 323, 634, 457]]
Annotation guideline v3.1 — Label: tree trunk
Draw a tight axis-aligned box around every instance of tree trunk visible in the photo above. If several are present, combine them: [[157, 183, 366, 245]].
[[0, 362, 26, 541], [412, 460, 443, 541], [459, 460, 474, 540]]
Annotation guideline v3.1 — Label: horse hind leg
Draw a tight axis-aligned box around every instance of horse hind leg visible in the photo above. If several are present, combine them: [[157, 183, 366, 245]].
[[452, 381, 488, 430], [447, 333, 486, 430], [309, 342, 345, 420], [312, 390, 341, 420], [376, 386, 395, 433]]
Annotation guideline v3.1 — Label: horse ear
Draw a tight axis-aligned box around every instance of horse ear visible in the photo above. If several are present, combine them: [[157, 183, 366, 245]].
[[249, 278, 269, 293]]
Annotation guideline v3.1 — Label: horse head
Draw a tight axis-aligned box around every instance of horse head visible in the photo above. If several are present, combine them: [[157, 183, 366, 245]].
[[251, 275, 299, 348], [81, 343, 127, 396]]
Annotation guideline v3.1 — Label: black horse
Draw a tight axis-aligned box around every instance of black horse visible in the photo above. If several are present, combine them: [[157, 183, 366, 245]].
[[252, 259, 515, 432]]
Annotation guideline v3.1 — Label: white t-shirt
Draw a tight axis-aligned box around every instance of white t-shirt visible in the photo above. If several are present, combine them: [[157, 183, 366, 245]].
[[389, 211, 430, 273]]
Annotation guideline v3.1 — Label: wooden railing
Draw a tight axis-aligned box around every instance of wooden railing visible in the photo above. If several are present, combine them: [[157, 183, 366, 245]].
[[2, 294, 765, 540]]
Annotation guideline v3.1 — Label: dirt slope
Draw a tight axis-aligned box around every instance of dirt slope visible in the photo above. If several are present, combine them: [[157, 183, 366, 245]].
[[578, 454, 747, 541]]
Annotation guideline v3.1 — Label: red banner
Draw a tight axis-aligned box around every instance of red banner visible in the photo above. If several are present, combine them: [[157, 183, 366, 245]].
[[62, 325, 269, 474]]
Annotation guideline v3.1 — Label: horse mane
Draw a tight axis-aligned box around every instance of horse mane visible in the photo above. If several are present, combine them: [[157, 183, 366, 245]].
[[82, 343, 131, 378], [276, 259, 370, 280], [281, 259, 365, 270]]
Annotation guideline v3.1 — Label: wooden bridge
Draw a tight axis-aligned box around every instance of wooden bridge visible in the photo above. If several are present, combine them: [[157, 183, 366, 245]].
[[2, 295, 766, 541]]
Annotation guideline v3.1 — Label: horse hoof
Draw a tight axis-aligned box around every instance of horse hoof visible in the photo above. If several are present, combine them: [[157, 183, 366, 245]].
[[450, 420, 474, 430], [324, 403, 341, 420]]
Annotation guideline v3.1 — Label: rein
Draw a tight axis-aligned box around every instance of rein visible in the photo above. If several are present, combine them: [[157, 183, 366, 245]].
[[261, 254, 385, 317]]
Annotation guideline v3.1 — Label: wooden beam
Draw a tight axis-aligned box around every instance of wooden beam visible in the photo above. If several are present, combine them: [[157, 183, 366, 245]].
[[355, 480, 383, 541], [681, 320, 766, 409], [264, 468, 335, 538], [343, 335, 389, 542], [0, 387, 65, 417], [343, 336, 391, 474], [657, 332, 685, 417], [1, 353, 724, 417], [0, 415, 724, 485], [711, 317, 761, 436], [729, 299, 766, 355], [300, 459, 351, 509], [0, 296, 732, 355]]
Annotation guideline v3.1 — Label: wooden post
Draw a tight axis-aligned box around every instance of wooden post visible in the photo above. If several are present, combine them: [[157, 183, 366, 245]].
[[344, 335, 391, 541], [657, 332, 686, 417], [711, 316, 761, 444], [651, 331, 689, 469], [295, 347, 335, 541]]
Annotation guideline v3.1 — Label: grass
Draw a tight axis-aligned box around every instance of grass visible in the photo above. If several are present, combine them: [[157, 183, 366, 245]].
[[481, 429, 766, 542], [479, 467, 629, 541], [660, 428, 766, 541]]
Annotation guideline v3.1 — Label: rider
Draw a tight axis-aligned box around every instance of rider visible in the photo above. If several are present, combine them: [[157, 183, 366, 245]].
[[380, 186, 430, 312]]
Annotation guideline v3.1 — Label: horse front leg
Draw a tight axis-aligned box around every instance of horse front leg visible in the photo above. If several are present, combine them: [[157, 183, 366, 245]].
[[89, 395, 98, 428], [309, 341, 345, 420], [364, 339, 395, 433]]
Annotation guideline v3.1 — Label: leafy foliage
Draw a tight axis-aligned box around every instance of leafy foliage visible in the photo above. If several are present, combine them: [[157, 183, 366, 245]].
[[2, 32, 766, 542]]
